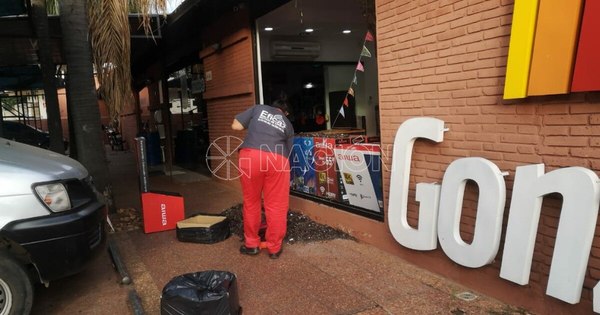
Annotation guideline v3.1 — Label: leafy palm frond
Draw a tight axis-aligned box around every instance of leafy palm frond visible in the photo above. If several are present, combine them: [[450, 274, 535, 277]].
[[46, 0, 167, 120], [130, 0, 167, 37], [88, 0, 132, 121], [129, 0, 142, 13], [86, 0, 167, 121], [46, 0, 59, 15]]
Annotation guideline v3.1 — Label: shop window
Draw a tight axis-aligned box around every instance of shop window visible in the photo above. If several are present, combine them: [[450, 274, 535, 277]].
[[256, 0, 381, 220], [164, 65, 210, 173]]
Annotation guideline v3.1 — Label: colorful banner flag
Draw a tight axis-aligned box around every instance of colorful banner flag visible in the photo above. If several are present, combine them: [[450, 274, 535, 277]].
[[361, 46, 372, 58], [356, 61, 364, 72], [333, 31, 376, 128]]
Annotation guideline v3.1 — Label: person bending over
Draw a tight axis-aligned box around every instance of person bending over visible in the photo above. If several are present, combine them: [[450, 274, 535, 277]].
[[231, 97, 294, 259]]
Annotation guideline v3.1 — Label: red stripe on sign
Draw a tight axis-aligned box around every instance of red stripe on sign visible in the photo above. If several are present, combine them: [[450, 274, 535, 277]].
[[571, 0, 600, 92]]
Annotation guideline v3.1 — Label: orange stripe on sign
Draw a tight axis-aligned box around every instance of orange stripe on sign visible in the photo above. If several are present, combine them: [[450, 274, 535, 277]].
[[571, 0, 600, 92], [527, 0, 583, 96]]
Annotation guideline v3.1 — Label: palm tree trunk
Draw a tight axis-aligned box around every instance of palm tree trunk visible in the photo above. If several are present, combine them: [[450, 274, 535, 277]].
[[0, 95, 4, 138], [31, 0, 64, 154], [58, 0, 110, 192]]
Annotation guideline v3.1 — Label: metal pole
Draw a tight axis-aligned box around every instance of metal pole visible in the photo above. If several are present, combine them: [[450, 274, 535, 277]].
[[0, 94, 4, 138], [135, 137, 149, 193], [128, 289, 145, 315], [107, 238, 131, 285]]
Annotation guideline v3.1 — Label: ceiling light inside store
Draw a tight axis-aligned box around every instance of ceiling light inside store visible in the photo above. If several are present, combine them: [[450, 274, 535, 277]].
[[304, 82, 314, 89], [264, 27, 274, 31], [343, 29, 351, 34], [305, 28, 314, 33]]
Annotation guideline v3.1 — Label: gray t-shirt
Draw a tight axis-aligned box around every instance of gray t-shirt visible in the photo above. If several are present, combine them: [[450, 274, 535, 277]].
[[235, 104, 295, 158]]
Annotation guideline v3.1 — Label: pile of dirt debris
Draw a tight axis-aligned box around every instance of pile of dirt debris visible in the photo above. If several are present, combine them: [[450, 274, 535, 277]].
[[108, 208, 143, 232], [108, 204, 356, 244], [220, 204, 355, 243]]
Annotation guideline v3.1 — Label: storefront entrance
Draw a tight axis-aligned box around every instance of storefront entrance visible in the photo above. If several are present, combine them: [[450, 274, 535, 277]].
[[255, 0, 381, 219]]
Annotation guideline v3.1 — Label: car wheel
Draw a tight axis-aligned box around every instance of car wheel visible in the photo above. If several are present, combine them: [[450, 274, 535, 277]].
[[0, 253, 33, 315]]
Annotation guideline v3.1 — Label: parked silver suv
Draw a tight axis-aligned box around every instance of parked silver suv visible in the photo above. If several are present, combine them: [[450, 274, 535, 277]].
[[0, 138, 106, 314]]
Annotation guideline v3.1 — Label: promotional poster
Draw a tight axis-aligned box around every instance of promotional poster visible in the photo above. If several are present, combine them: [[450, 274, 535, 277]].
[[334, 144, 383, 212], [313, 137, 339, 200], [290, 137, 316, 195]]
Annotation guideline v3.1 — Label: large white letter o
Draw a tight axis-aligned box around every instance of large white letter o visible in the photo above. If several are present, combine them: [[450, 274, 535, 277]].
[[437, 157, 506, 268]]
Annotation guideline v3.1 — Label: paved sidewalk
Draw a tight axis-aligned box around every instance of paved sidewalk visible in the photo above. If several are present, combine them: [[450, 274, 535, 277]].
[[117, 231, 522, 314], [32, 150, 527, 314]]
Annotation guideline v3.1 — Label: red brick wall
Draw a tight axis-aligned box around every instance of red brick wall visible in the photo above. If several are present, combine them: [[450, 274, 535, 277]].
[[376, 0, 600, 313], [202, 9, 256, 181]]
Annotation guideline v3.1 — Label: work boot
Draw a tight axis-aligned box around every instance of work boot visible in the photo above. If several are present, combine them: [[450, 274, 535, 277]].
[[240, 245, 260, 256], [269, 248, 283, 259]]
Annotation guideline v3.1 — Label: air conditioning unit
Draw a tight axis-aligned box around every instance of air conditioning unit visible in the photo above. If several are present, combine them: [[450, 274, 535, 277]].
[[271, 41, 320, 59]]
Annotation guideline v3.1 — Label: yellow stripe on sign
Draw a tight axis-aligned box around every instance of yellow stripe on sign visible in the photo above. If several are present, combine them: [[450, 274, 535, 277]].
[[527, 0, 583, 96], [503, 0, 540, 100]]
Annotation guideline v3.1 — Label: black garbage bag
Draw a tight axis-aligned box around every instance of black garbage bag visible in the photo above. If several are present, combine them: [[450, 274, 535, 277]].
[[161, 271, 240, 315], [176, 214, 231, 244]]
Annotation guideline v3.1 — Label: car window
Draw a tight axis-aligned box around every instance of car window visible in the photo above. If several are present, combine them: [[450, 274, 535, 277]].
[[0, 121, 49, 148], [2, 122, 17, 133]]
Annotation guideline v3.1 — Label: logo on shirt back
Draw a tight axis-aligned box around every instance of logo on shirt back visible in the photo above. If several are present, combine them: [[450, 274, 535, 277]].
[[258, 110, 286, 132]]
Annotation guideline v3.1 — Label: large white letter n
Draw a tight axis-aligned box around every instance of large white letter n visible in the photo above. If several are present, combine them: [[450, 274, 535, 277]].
[[388, 117, 446, 250], [500, 164, 600, 304]]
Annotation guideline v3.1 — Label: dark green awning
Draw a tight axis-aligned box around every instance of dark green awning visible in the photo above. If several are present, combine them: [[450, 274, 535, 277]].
[[0, 0, 26, 17]]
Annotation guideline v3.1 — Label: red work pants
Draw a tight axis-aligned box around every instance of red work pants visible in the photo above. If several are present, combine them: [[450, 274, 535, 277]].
[[238, 148, 290, 254]]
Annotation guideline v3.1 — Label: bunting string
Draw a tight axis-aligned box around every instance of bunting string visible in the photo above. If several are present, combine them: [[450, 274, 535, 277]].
[[331, 30, 375, 128]]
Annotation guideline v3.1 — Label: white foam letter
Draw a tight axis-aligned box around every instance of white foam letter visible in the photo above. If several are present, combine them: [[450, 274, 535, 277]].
[[437, 157, 506, 268], [500, 164, 600, 304], [388, 117, 445, 250], [594, 282, 600, 313]]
